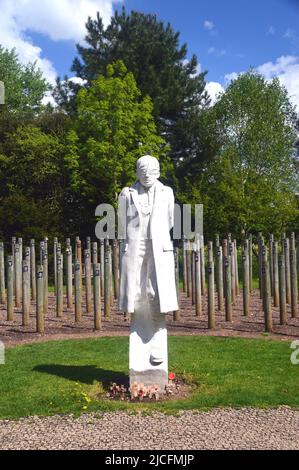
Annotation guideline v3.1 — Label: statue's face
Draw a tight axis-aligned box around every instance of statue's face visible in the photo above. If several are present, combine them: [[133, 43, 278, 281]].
[[137, 156, 160, 188]]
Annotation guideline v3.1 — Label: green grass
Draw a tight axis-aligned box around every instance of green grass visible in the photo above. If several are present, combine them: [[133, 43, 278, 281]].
[[0, 336, 298, 420]]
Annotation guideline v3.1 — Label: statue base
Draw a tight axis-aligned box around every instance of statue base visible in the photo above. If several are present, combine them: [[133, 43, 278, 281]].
[[129, 299, 168, 392]]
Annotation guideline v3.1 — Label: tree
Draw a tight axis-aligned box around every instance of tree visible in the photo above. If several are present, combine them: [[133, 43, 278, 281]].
[[64, 61, 170, 232], [0, 125, 67, 240], [0, 46, 49, 114], [53, 8, 210, 170], [199, 71, 298, 238]]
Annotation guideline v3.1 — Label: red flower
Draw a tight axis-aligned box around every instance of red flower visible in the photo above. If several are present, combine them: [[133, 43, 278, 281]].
[[168, 372, 176, 380]]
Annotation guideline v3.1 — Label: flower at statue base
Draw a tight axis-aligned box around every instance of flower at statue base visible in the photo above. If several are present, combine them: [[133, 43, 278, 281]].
[[168, 372, 176, 383], [110, 382, 120, 396], [165, 385, 173, 396], [148, 384, 160, 401], [130, 381, 139, 399], [137, 383, 148, 401]]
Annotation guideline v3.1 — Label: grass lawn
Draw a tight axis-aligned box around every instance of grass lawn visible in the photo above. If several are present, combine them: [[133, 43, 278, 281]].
[[0, 336, 298, 420]]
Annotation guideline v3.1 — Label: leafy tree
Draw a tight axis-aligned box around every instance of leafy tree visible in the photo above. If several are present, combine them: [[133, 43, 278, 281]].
[[53, 8, 210, 170], [0, 46, 48, 114], [0, 125, 67, 240], [199, 71, 298, 238], [64, 61, 170, 231]]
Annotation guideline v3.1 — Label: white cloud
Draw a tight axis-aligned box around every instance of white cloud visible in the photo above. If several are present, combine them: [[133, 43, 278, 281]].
[[224, 72, 238, 84], [219, 55, 299, 110], [257, 55, 299, 110], [267, 26, 275, 35], [68, 77, 88, 86], [204, 20, 215, 31], [284, 28, 296, 40], [0, 0, 122, 85], [207, 47, 226, 57], [205, 81, 224, 105]]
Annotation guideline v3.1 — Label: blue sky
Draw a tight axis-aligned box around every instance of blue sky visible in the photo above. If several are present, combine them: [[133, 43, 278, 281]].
[[0, 0, 299, 107]]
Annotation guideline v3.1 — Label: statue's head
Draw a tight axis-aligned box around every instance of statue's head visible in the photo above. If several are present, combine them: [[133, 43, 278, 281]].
[[136, 155, 160, 188]]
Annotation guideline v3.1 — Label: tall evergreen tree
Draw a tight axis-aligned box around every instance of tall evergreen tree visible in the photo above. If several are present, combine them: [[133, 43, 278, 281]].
[[53, 8, 210, 173]]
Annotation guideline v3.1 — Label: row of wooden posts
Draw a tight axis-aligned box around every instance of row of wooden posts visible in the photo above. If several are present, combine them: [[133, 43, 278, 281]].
[[182, 232, 299, 332], [0, 237, 118, 333], [0, 232, 298, 334]]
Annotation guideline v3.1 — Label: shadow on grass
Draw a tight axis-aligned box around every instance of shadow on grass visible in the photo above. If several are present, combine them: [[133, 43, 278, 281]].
[[34, 364, 128, 388]]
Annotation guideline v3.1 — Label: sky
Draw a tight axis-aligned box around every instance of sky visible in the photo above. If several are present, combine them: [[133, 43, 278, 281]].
[[0, 0, 299, 109]]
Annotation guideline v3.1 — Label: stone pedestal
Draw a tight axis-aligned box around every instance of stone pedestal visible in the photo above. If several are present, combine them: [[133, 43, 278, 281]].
[[129, 299, 168, 392]]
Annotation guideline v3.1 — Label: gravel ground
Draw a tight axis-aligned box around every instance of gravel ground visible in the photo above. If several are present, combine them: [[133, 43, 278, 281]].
[[0, 407, 298, 450]]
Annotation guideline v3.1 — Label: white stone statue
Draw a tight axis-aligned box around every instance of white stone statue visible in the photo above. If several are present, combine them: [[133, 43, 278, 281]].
[[118, 155, 178, 390]]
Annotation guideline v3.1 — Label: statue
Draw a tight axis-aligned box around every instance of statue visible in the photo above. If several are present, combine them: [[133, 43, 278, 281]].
[[118, 155, 178, 390]]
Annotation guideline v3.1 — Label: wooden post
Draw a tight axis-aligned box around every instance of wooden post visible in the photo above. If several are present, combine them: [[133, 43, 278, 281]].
[[92, 242, 98, 266], [290, 234, 298, 318], [42, 249, 48, 315], [76, 238, 82, 292], [24, 245, 31, 289], [249, 234, 253, 293], [261, 244, 267, 312], [18, 237, 23, 273], [269, 234, 274, 296], [22, 259, 30, 326], [200, 236, 206, 295], [104, 244, 111, 319], [56, 253, 63, 318], [112, 239, 119, 299], [36, 265, 44, 334], [0, 242, 6, 304], [39, 241, 45, 265], [66, 245, 73, 309], [109, 244, 113, 306], [195, 248, 202, 316], [207, 260, 215, 329], [186, 244, 191, 298], [53, 237, 58, 296], [182, 238, 187, 293], [216, 245, 223, 311], [229, 242, 236, 305], [86, 236, 91, 252], [173, 247, 181, 321], [100, 239, 104, 295], [242, 240, 250, 316], [279, 254, 287, 325], [74, 259, 82, 322], [7, 256, 14, 321], [234, 239, 239, 296], [30, 239, 36, 301], [273, 242, 279, 308], [224, 256, 232, 321], [258, 232, 263, 298], [262, 256, 273, 333], [191, 246, 196, 305], [84, 249, 92, 314], [222, 239, 228, 298], [93, 263, 102, 330], [14, 243, 21, 308], [12, 237, 16, 295], [284, 238, 291, 304]]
